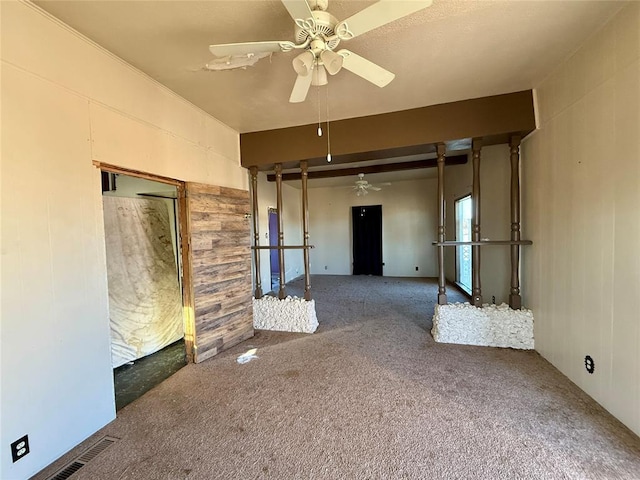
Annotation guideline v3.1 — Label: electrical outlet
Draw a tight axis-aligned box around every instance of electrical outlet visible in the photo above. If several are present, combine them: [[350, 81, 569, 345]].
[[11, 435, 29, 463], [585, 355, 595, 374], [324, 266, 327, 270], [415, 266, 419, 271]]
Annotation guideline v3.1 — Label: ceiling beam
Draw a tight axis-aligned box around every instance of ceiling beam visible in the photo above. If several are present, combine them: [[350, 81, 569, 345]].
[[266, 155, 468, 182], [241, 90, 535, 170]]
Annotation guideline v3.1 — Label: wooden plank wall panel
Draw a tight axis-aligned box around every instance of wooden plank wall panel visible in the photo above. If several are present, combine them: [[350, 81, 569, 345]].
[[186, 182, 253, 363]]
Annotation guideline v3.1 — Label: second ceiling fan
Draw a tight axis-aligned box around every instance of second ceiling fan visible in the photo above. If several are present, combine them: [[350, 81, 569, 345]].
[[352, 173, 390, 196], [208, 0, 433, 103]]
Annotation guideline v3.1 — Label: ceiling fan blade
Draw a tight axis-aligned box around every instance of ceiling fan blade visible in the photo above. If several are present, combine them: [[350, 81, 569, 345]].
[[369, 186, 382, 191], [209, 41, 295, 57], [337, 50, 395, 87], [281, 0, 313, 21], [289, 72, 313, 103], [336, 0, 433, 39]]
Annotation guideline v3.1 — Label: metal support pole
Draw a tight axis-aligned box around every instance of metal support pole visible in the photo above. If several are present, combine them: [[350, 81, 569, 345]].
[[471, 139, 483, 307], [249, 167, 263, 298], [300, 161, 312, 300], [275, 163, 286, 299], [436, 143, 448, 305], [509, 135, 522, 309]]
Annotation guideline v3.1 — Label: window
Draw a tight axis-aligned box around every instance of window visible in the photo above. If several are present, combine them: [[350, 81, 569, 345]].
[[455, 195, 472, 294]]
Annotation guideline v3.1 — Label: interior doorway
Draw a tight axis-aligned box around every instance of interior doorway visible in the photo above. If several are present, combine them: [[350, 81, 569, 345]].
[[352, 205, 383, 276], [100, 167, 188, 410], [268, 208, 279, 291], [455, 194, 472, 294]]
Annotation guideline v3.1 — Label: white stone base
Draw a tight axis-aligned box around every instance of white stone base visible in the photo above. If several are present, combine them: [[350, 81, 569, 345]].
[[253, 296, 318, 333], [431, 303, 534, 349]]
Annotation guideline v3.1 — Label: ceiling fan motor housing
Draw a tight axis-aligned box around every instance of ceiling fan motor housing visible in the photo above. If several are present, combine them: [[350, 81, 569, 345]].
[[294, 11, 340, 51]]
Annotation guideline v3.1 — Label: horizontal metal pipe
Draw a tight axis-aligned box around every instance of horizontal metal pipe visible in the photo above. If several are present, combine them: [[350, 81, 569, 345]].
[[432, 240, 532, 246], [251, 245, 315, 250]]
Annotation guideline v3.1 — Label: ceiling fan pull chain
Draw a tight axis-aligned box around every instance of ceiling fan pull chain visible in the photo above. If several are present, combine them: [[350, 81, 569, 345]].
[[317, 86, 322, 137], [326, 83, 331, 162]]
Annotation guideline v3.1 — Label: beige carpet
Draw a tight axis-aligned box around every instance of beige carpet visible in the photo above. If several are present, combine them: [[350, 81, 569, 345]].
[[34, 276, 640, 480]]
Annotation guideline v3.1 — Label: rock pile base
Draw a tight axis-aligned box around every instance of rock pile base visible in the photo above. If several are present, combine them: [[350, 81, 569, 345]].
[[432, 303, 534, 349], [253, 296, 318, 333]]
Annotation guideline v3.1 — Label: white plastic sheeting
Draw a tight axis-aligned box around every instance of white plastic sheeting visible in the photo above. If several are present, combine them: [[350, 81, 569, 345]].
[[253, 296, 318, 333], [431, 303, 534, 349], [103, 196, 183, 368]]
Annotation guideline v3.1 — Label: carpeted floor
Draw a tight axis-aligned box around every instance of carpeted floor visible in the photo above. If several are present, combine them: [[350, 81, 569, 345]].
[[34, 276, 640, 480]]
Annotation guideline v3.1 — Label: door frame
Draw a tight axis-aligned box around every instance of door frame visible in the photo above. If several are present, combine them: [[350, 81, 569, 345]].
[[93, 161, 195, 363]]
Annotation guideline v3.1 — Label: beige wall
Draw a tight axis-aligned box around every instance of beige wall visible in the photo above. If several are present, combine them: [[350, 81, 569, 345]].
[[522, 2, 640, 436], [1, 3, 244, 187], [444, 145, 512, 304], [307, 178, 438, 277], [0, 3, 246, 479]]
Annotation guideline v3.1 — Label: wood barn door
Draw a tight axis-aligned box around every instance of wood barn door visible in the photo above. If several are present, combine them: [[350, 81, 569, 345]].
[[184, 182, 254, 363]]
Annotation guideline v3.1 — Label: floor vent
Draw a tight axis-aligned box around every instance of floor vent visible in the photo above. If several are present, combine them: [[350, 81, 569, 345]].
[[47, 436, 118, 480], [48, 462, 84, 480]]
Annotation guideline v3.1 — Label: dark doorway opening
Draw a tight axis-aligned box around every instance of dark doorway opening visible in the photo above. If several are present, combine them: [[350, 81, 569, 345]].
[[113, 339, 186, 411], [352, 205, 383, 276], [268, 208, 279, 291]]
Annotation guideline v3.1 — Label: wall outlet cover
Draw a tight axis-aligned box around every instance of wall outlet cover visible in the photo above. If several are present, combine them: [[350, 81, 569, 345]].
[[585, 355, 595, 374], [11, 435, 29, 463]]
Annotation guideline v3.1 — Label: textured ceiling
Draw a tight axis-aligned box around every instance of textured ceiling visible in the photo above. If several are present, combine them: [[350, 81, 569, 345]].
[[34, 0, 623, 134]]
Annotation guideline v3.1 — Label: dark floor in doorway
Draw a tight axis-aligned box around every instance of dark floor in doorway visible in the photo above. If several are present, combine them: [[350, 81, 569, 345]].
[[114, 340, 187, 411]]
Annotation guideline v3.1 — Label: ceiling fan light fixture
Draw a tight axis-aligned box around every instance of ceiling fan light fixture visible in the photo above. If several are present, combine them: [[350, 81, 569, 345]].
[[320, 50, 343, 75], [311, 64, 328, 86], [207, 0, 434, 103], [292, 51, 315, 76]]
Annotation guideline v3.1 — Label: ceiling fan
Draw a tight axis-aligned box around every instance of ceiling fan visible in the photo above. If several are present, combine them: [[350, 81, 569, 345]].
[[208, 0, 433, 103], [353, 173, 389, 196]]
